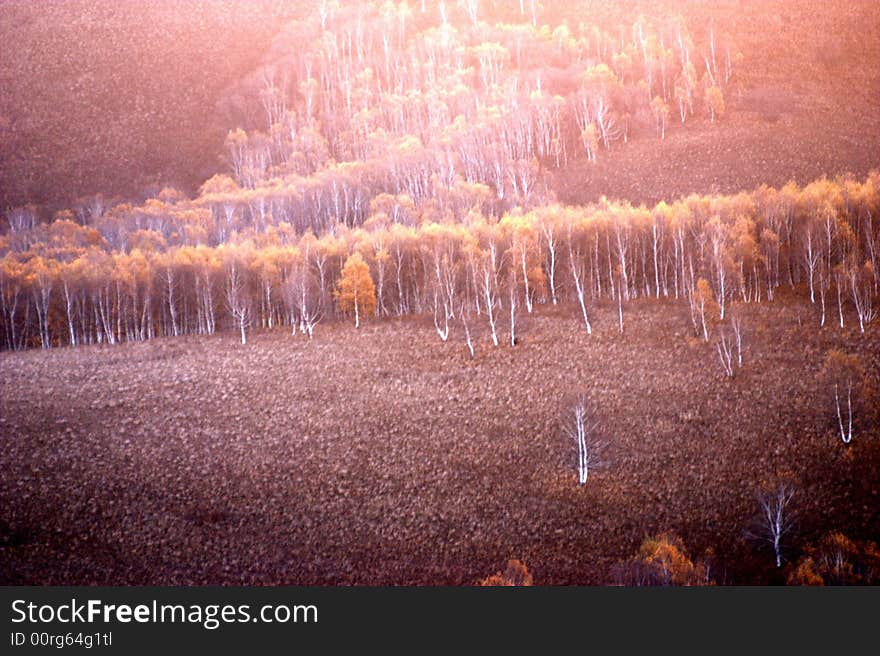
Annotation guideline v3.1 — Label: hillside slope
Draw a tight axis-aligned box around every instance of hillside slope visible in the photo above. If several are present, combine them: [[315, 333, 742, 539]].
[[0, 0, 296, 209], [1, 0, 878, 211]]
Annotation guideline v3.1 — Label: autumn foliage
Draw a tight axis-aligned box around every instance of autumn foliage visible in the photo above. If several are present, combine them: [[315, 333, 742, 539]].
[[614, 533, 713, 586], [1, 172, 878, 350], [788, 532, 880, 585], [2, 2, 878, 352], [2, 0, 878, 590], [479, 559, 534, 587], [335, 252, 377, 328]]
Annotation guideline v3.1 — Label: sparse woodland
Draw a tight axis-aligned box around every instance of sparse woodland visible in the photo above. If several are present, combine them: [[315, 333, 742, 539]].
[[1, 0, 878, 586]]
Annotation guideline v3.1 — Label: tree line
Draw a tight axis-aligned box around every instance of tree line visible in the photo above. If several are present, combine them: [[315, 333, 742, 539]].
[[482, 528, 880, 585], [1, 172, 877, 351]]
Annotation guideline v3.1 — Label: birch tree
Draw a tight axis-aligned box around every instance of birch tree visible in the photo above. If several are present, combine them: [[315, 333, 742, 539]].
[[564, 394, 605, 486], [284, 256, 321, 338], [458, 300, 475, 358], [689, 277, 717, 341], [849, 260, 876, 332], [788, 532, 880, 585], [705, 85, 724, 124], [0, 257, 24, 350], [801, 214, 821, 304], [507, 269, 518, 347], [821, 350, 864, 444], [716, 329, 735, 378], [27, 256, 56, 349], [537, 209, 560, 305], [478, 243, 501, 347], [567, 221, 592, 335], [335, 252, 377, 329], [730, 314, 744, 367], [225, 259, 250, 345], [752, 479, 796, 569], [614, 532, 712, 586]]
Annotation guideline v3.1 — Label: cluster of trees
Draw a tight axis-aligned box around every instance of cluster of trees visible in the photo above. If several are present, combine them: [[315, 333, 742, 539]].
[[478, 559, 534, 586], [613, 532, 714, 586], [484, 528, 878, 585], [616, 523, 879, 585], [13, 2, 734, 242], [208, 0, 739, 228], [2, 173, 877, 352], [788, 532, 879, 585]]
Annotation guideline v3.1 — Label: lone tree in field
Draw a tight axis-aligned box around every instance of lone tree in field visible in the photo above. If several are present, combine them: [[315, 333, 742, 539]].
[[716, 329, 735, 378], [564, 394, 606, 485], [334, 252, 377, 328], [479, 559, 534, 586], [750, 478, 797, 569], [716, 315, 744, 378], [820, 350, 865, 444]]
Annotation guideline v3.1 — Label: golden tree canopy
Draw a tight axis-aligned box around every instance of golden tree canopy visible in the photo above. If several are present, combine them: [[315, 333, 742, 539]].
[[479, 559, 534, 586], [335, 251, 377, 325]]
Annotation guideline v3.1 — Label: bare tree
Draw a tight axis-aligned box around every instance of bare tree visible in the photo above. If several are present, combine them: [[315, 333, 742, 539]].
[[751, 480, 797, 568], [479, 247, 500, 347], [716, 329, 735, 378], [508, 271, 518, 347], [567, 224, 592, 335], [432, 290, 450, 342], [539, 214, 560, 305], [717, 315, 744, 377], [284, 263, 321, 339], [821, 350, 865, 444], [849, 260, 877, 333], [730, 314, 744, 367], [593, 96, 621, 148], [459, 300, 475, 358], [6, 206, 37, 233], [564, 395, 606, 485]]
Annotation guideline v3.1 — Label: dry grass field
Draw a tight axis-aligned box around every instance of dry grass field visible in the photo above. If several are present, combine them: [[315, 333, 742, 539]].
[[2, 298, 877, 584]]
